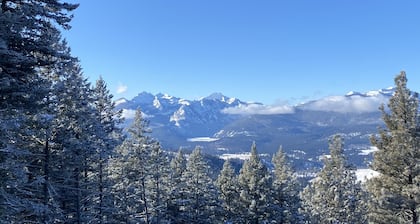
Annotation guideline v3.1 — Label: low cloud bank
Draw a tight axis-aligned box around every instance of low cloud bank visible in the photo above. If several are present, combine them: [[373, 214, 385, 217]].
[[300, 95, 388, 113], [222, 103, 295, 115]]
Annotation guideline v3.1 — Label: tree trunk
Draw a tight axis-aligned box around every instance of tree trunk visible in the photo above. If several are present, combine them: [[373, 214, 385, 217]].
[[142, 178, 150, 224], [76, 168, 81, 224], [99, 158, 103, 223], [43, 132, 50, 222]]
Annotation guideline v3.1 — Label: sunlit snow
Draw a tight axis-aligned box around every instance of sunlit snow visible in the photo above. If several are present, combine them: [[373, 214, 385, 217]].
[[358, 146, 378, 155], [178, 99, 190, 106], [121, 109, 153, 119], [219, 153, 251, 160], [153, 96, 162, 109], [187, 137, 220, 142], [115, 98, 127, 106], [355, 169, 379, 182], [170, 106, 186, 127], [161, 93, 173, 100], [121, 109, 136, 119]]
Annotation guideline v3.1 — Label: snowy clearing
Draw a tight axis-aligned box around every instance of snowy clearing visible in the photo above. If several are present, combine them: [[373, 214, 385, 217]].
[[187, 137, 220, 142], [358, 146, 378, 155], [219, 153, 251, 160], [355, 169, 379, 182]]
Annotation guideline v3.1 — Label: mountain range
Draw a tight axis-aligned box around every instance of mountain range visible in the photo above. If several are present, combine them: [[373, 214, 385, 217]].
[[115, 87, 396, 170]]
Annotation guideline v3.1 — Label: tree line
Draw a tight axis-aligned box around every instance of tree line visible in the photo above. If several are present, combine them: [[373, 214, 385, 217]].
[[1, 1, 418, 223]]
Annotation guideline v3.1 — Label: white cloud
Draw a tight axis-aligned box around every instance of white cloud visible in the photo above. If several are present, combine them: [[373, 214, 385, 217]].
[[116, 82, 128, 94], [301, 95, 388, 113], [222, 103, 295, 115]]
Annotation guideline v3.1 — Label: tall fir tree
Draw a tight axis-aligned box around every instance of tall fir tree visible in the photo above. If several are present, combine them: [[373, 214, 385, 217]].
[[52, 59, 100, 223], [166, 149, 187, 223], [92, 76, 123, 223], [216, 159, 241, 223], [237, 142, 273, 223], [272, 146, 301, 223], [146, 141, 170, 224], [367, 72, 420, 224], [9, 37, 72, 223], [300, 135, 367, 224], [0, 0, 77, 222], [109, 109, 152, 223], [181, 147, 221, 223]]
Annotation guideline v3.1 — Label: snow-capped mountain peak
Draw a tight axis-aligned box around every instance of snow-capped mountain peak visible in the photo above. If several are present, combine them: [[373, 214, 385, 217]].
[[115, 91, 249, 132], [204, 92, 227, 101], [201, 92, 239, 104], [132, 91, 155, 104], [115, 98, 128, 106]]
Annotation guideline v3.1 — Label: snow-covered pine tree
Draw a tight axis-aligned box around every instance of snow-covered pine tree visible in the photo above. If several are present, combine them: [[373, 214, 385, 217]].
[[237, 142, 273, 223], [10, 36, 73, 223], [367, 72, 419, 224], [146, 141, 170, 223], [166, 149, 187, 223], [216, 159, 241, 223], [300, 135, 367, 224], [51, 59, 99, 223], [181, 147, 221, 223], [109, 109, 152, 223], [272, 146, 301, 223], [0, 1, 77, 222], [92, 76, 123, 223], [0, 0, 77, 112]]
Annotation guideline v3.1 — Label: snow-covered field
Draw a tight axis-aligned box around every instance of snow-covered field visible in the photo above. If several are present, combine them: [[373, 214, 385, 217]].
[[187, 137, 220, 142], [355, 169, 379, 182], [219, 153, 252, 160], [358, 146, 378, 155]]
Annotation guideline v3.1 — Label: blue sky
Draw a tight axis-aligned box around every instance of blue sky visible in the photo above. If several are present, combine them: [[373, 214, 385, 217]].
[[63, 0, 420, 105]]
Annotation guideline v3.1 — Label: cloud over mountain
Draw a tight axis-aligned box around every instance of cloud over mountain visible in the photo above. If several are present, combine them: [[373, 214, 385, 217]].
[[300, 94, 389, 113], [222, 103, 295, 115]]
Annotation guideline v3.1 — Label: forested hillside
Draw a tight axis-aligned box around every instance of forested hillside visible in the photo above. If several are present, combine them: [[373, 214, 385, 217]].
[[1, 1, 418, 223]]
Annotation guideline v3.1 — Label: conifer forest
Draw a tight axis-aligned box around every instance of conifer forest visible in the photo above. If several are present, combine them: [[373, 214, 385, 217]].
[[0, 1, 419, 223]]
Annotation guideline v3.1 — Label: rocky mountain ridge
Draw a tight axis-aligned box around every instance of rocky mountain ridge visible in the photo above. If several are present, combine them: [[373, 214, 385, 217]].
[[115, 87, 399, 170]]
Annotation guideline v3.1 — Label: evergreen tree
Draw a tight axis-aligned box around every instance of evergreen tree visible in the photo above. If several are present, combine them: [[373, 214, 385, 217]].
[[147, 141, 170, 224], [272, 146, 301, 223], [0, 0, 77, 111], [0, 0, 77, 221], [300, 135, 367, 224], [52, 59, 99, 223], [367, 72, 420, 224], [109, 109, 152, 223], [92, 76, 123, 223], [10, 45, 69, 222], [216, 159, 241, 223], [166, 149, 187, 223], [181, 147, 220, 223], [237, 142, 273, 223]]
